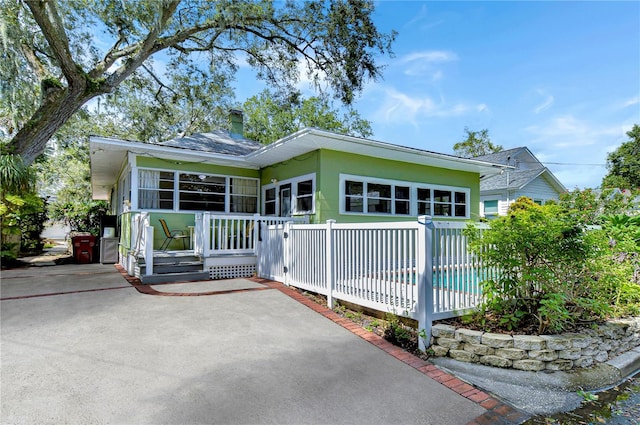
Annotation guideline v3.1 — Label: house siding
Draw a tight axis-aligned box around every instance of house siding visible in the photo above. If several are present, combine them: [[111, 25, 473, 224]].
[[514, 175, 561, 203], [481, 175, 562, 218], [318, 149, 480, 223]]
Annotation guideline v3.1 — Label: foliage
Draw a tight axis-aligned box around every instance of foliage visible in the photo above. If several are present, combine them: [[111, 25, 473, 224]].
[[44, 145, 108, 235], [1, 0, 395, 164], [383, 313, 415, 350], [49, 200, 108, 236], [453, 128, 503, 158], [0, 153, 36, 194], [0, 152, 47, 261], [465, 197, 625, 334], [242, 90, 373, 144], [558, 188, 640, 226], [602, 124, 640, 189]]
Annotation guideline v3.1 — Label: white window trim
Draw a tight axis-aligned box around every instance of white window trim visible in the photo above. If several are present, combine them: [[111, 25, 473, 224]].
[[262, 173, 316, 216], [134, 167, 259, 214], [339, 173, 471, 219]]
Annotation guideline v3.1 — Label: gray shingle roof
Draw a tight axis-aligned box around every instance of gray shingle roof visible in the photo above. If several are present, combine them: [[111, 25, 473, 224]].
[[480, 168, 546, 191], [153, 131, 262, 156], [473, 147, 528, 165]]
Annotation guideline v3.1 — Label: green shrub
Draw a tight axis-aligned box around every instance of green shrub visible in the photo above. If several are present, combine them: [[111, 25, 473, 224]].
[[466, 197, 614, 334]]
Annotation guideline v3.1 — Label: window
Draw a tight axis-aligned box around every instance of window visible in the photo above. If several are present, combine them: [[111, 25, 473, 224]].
[[264, 188, 276, 215], [367, 183, 391, 213], [230, 178, 258, 213], [417, 188, 431, 215], [296, 180, 314, 213], [340, 174, 470, 219], [137, 169, 257, 212], [262, 173, 316, 216], [484, 200, 498, 215], [345, 181, 364, 212], [395, 186, 410, 215], [139, 170, 174, 209], [179, 174, 225, 211]]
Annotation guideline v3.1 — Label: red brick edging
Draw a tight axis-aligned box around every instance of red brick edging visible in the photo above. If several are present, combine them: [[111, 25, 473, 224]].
[[248, 277, 532, 425]]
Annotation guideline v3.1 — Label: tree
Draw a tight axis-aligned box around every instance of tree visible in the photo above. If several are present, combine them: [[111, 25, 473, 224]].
[[602, 124, 640, 189], [1, 0, 395, 164], [453, 128, 503, 158], [242, 90, 373, 144]]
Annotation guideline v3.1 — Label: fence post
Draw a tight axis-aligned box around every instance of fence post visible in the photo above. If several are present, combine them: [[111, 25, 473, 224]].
[[325, 219, 336, 309], [417, 215, 434, 352], [283, 220, 291, 286]]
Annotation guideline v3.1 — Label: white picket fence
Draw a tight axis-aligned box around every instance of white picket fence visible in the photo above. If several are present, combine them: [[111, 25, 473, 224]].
[[257, 217, 490, 350]]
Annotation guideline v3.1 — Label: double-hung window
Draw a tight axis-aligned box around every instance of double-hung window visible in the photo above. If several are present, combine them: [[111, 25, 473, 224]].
[[296, 180, 314, 213]]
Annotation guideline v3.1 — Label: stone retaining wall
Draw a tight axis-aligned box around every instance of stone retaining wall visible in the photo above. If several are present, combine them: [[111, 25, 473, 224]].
[[430, 318, 640, 371]]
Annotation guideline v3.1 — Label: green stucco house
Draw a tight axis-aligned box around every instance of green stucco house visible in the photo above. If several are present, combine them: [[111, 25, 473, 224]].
[[89, 114, 506, 281]]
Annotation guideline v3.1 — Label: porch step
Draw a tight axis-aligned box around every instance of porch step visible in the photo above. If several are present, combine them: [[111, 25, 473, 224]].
[[137, 253, 208, 284], [140, 271, 210, 285], [140, 262, 203, 275]]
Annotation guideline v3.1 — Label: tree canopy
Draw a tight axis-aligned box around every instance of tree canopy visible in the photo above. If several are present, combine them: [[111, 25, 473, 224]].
[[1, 0, 395, 164], [602, 124, 640, 189], [242, 90, 372, 144], [453, 128, 503, 158]]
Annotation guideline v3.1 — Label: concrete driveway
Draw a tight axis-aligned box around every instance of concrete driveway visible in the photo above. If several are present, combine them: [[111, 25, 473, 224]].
[[1, 264, 485, 424]]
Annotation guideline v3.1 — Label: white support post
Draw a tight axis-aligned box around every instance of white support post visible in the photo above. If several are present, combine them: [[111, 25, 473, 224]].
[[253, 213, 260, 254], [203, 212, 211, 257], [283, 221, 291, 286], [417, 215, 434, 352], [145, 225, 154, 276], [325, 220, 336, 309]]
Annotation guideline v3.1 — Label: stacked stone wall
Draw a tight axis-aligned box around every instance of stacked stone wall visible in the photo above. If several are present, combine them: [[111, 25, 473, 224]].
[[430, 318, 640, 371]]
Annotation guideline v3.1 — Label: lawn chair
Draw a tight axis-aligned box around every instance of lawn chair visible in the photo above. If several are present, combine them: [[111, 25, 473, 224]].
[[159, 219, 189, 251]]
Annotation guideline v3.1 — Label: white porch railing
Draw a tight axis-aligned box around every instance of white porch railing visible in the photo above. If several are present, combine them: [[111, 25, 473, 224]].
[[132, 212, 153, 276], [257, 217, 491, 350], [194, 213, 300, 257]]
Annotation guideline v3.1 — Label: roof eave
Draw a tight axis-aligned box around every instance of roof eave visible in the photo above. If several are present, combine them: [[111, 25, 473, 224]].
[[246, 128, 512, 175]]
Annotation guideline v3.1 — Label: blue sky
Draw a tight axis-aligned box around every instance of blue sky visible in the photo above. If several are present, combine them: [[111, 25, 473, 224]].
[[235, 1, 640, 190]]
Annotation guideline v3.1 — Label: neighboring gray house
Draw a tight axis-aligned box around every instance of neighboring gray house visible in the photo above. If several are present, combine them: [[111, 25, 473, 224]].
[[474, 147, 566, 217]]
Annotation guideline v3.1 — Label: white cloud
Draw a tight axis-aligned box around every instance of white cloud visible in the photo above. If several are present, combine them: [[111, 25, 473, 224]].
[[399, 50, 458, 78], [523, 115, 632, 188], [371, 87, 487, 125], [533, 89, 554, 114], [400, 51, 459, 64], [620, 96, 639, 108]]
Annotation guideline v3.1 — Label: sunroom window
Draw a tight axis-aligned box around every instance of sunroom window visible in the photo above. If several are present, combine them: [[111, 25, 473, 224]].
[[341, 174, 470, 219], [179, 174, 226, 211], [139, 170, 174, 209], [137, 169, 257, 213], [230, 178, 258, 213]]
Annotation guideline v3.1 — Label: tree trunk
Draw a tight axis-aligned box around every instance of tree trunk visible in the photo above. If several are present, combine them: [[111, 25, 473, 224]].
[[7, 80, 100, 165]]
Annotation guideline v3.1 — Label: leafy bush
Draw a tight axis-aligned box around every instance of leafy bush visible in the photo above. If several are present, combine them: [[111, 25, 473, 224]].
[[464, 197, 631, 334], [49, 199, 108, 236]]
